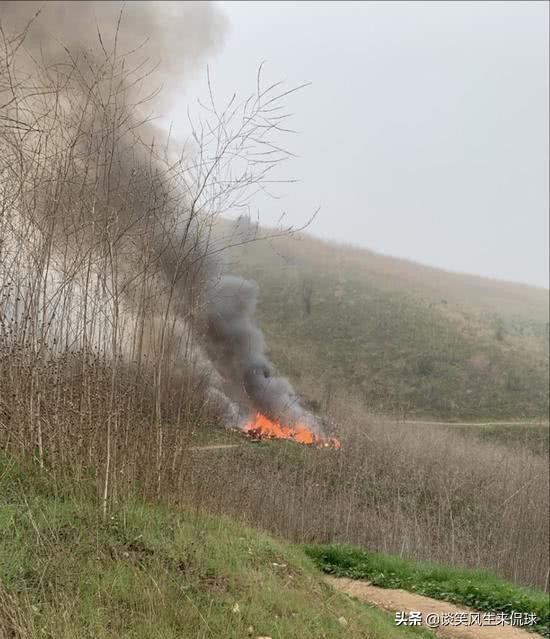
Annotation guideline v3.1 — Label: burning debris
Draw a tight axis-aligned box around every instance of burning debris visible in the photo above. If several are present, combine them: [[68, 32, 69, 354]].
[[243, 413, 341, 449], [0, 2, 339, 450], [205, 274, 338, 445]]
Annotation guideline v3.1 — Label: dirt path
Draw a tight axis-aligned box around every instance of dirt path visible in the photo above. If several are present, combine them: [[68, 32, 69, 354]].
[[188, 444, 241, 452], [401, 420, 548, 428], [326, 577, 538, 639]]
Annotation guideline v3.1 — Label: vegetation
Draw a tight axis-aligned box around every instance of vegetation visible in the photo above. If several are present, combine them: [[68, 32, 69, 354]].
[[0, 9, 548, 638], [169, 412, 549, 590], [0, 455, 437, 639], [304, 544, 550, 637], [447, 421, 549, 454], [224, 221, 549, 421]]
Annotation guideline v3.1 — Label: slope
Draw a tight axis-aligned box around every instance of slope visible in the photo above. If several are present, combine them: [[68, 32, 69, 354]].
[[222, 220, 549, 420], [0, 454, 435, 639]]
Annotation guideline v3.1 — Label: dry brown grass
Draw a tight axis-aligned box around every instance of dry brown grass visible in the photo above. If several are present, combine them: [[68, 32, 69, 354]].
[[2, 345, 547, 590], [172, 394, 549, 590], [0, 586, 33, 639]]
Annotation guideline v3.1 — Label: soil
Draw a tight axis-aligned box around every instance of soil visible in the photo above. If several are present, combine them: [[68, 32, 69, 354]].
[[326, 577, 538, 639], [188, 444, 241, 451]]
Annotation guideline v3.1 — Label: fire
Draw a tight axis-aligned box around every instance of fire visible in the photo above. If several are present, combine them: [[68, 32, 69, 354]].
[[243, 412, 340, 449]]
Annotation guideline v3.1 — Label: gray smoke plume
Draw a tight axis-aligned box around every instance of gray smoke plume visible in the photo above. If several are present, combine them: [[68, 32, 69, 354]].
[[205, 274, 320, 432], [0, 0, 224, 114], [0, 1, 320, 434]]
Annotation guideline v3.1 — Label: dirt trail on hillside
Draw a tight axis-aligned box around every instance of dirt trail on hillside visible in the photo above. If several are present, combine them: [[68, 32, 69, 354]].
[[188, 444, 241, 452], [402, 420, 548, 428], [326, 577, 538, 639]]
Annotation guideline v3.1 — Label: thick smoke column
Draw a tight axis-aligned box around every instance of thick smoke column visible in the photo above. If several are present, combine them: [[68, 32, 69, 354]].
[[0, 1, 321, 435], [0, 1, 224, 113], [206, 275, 320, 432], [0, 0, 225, 351]]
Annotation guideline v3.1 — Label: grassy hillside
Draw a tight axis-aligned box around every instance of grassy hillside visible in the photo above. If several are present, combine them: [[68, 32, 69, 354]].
[[0, 455, 437, 639], [223, 220, 549, 420]]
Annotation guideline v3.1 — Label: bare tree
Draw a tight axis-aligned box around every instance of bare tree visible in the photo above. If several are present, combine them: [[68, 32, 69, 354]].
[[0, 10, 313, 513]]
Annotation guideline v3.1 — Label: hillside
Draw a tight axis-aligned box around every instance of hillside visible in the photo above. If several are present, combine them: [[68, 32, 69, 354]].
[[0, 455, 437, 639], [222, 220, 549, 420]]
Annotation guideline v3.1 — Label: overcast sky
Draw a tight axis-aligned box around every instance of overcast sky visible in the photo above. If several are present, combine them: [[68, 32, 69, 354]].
[[179, 1, 549, 288]]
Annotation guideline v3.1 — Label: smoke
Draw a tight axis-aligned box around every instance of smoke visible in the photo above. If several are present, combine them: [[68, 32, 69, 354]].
[[0, 0, 225, 253], [0, 2, 320, 434], [206, 274, 320, 432], [0, 1, 223, 115]]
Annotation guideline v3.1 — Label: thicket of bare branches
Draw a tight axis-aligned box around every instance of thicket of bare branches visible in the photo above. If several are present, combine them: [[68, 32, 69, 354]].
[[176, 396, 549, 590], [0, 17, 305, 515]]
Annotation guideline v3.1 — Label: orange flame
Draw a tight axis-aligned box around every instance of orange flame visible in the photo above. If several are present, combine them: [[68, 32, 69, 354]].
[[243, 412, 340, 449]]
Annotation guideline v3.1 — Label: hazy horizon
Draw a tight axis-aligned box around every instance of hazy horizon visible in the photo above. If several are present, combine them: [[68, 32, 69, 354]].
[[173, 1, 549, 289]]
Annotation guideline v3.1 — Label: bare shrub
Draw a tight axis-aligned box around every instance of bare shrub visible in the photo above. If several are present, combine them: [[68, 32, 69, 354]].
[[173, 395, 549, 590], [0, 10, 305, 513]]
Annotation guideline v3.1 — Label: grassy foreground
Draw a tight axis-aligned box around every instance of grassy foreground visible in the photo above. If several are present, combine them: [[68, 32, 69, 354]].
[[304, 544, 550, 636], [0, 456, 437, 639]]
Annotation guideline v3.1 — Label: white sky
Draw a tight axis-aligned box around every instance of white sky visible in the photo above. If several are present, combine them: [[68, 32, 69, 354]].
[[179, 1, 549, 288]]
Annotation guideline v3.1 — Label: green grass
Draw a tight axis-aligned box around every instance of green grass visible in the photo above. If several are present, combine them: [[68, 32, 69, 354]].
[[183, 420, 245, 446], [0, 456, 436, 639], [304, 544, 550, 636], [223, 221, 549, 421]]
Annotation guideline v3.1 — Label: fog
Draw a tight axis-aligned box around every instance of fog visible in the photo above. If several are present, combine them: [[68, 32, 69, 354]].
[[175, 1, 549, 288]]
